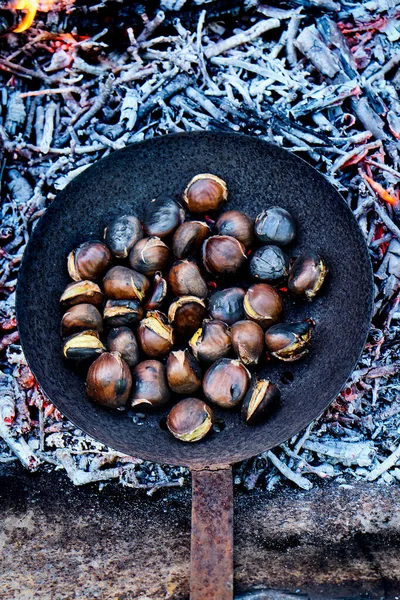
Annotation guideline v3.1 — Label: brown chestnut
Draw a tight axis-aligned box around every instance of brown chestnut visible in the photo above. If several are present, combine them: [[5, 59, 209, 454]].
[[107, 327, 139, 368], [67, 241, 112, 282], [166, 349, 202, 394], [61, 304, 103, 337], [145, 272, 167, 310], [231, 320, 264, 366], [288, 252, 328, 300], [203, 358, 250, 408], [208, 287, 245, 325], [214, 210, 254, 249], [172, 221, 210, 259], [131, 360, 170, 408], [137, 311, 174, 358], [60, 280, 103, 308], [103, 266, 150, 302], [86, 352, 132, 408], [168, 296, 207, 340], [103, 299, 144, 327], [242, 379, 281, 425], [63, 330, 105, 361], [167, 398, 213, 442], [183, 173, 227, 214], [244, 284, 283, 329], [265, 320, 315, 361], [129, 237, 169, 277], [143, 194, 185, 238], [203, 235, 246, 276], [104, 214, 143, 258], [168, 260, 208, 299], [190, 319, 231, 363]]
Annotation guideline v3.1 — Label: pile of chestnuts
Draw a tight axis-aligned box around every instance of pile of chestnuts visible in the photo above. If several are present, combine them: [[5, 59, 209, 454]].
[[59, 173, 327, 443]]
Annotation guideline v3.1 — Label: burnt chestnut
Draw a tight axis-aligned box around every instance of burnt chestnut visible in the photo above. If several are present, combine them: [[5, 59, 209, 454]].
[[61, 304, 103, 337], [63, 330, 105, 361], [168, 296, 207, 340], [255, 207, 296, 246], [231, 320, 264, 366], [208, 287, 245, 325], [145, 272, 167, 310], [166, 349, 202, 394], [167, 398, 213, 442], [244, 284, 283, 329], [265, 320, 315, 361], [131, 360, 170, 408], [203, 358, 250, 408], [137, 311, 174, 358], [183, 173, 227, 215], [104, 214, 143, 258], [103, 299, 144, 327], [288, 252, 328, 300], [214, 210, 254, 249], [168, 260, 208, 299], [60, 280, 103, 308], [189, 319, 231, 363], [172, 221, 210, 259], [107, 327, 139, 368], [203, 235, 247, 276], [249, 245, 289, 282], [143, 194, 185, 238], [103, 266, 150, 302], [86, 352, 132, 408], [67, 241, 112, 281], [242, 379, 281, 425], [129, 237, 169, 276]]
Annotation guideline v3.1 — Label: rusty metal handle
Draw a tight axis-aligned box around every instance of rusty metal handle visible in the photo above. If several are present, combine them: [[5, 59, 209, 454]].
[[190, 466, 233, 600]]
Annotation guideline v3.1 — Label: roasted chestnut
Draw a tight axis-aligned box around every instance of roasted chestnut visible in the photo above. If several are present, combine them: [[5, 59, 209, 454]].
[[145, 272, 167, 310], [208, 287, 245, 325], [183, 173, 227, 215], [143, 194, 185, 238], [241, 379, 281, 425], [103, 299, 144, 327], [103, 266, 150, 301], [203, 358, 250, 408], [167, 398, 213, 442], [168, 296, 207, 340], [214, 210, 254, 249], [86, 352, 132, 408], [61, 304, 103, 337], [104, 214, 143, 258], [202, 235, 247, 276], [288, 252, 328, 300], [129, 237, 169, 276], [249, 245, 289, 282], [63, 330, 105, 361], [265, 320, 315, 361], [172, 221, 210, 259], [244, 284, 283, 328], [168, 260, 208, 299], [131, 360, 170, 408], [67, 241, 112, 281], [137, 311, 174, 358], [189, 320, 231, 363], [60, 280, 103, 308], [254, 207, 296, 246], [231, 320, 264, 366], [166, 349, 202, 394], [107, 327, 139, 368]]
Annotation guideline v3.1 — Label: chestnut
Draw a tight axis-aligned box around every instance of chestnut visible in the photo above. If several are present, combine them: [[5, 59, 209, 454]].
[[168, 260, 208, 299], [183, 173, 227, 214], [103, 299, 144, 327], [288, 252, 328, 300], [265, 320, 315, 361], [231, 320, 264, 366], [145, 272, 167, 310], [244, 284, 283, 328], [189, 319, 231, 363], [254, 207, 296, 246], [137, 311, 174, 358], [249, 245, 289, 282], [241, 379, 281, 425], [131, 360, 170, 408], [167, 398, 213, 442], [104, 214, 143, 258], [61, 304, 103, 337], [103, 266, 150, 302], [203, 358, 250, 408], [129, 237, 169, 277], [208, 287, 245, 325], [143, 194, 185, 238], [67, 241, 112, 281], [63, 330, 105, 361], [107, 327, 139, 368], [166, 349, 202, 394], [86, 352, 132, 408], [60, 280, 103, 308], [214, 210, 254, 249], [203, 235, 246, 276], [168, 296, 207, 340], [172, 221, 210, 259]]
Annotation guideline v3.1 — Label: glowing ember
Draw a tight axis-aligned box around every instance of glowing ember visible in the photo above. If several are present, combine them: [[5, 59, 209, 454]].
[[13, 0, 39, 32]]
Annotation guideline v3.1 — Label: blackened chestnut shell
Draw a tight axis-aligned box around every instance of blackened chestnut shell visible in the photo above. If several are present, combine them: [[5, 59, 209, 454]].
[[208, 287, 245, 325], [249, 245, 289, 282], [103, 299, 144, 327], [168, 296, 207, 340], [104, 214, 143, 258], [265, 320, 315, 361], [129, 237, 169, 277], [143, 195, 185, 238], [60, 281, 103, 308], [254, 207, 296, 246]]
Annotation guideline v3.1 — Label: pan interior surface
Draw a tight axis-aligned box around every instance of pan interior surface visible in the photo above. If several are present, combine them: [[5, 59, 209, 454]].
[[16, 132, 373, 468]]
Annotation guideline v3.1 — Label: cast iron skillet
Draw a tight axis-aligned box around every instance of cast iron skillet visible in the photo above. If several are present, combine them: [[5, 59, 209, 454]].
[[16, 132, 373, 599]]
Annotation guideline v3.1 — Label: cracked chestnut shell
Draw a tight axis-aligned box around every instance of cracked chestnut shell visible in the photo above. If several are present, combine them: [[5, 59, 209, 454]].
[[86, 352, 132, 408], [231, 320, 264, 366], [107, 327, 139, 368], [288, 252, 328, 300], [167, 398, 213, 442], [137, 311, 174, 358], [189, 319, 231, 363], [214, 210, 254, 249], [103, 299, 144, 327], [208, 287, 245, 325], [250, 245, 289, 282], [203, 358, 250, 408], [67, 241, 112, 282], [103, 266, 150, 302], [254, 207, 296, 246], [168, 260, 208, 299], [143, 194, 185, 238], [63, 330, 105, 361], [104, 214, 143, 258], [131, 360, 170, 408], [242, 379, 281, 425], [203, 235, 247, 276], [168, 296, 207, 340], [172, 221, 210, 259], [166, 349, 202, 394], [183, 173, 227, 215], [61, 304, 103, 337], [244, 284, 283, 329], [129, 237, 169, 277], [265, 320, 315, 361], [60, 281, 103, 308], [145, 272, 167, 310]]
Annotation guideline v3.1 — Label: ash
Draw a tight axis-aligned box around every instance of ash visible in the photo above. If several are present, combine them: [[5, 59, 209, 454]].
[[0, 0, 399, 494]]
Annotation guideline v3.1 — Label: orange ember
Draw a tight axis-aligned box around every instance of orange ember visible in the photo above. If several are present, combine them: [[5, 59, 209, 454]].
[[362, 173, 399, 206]]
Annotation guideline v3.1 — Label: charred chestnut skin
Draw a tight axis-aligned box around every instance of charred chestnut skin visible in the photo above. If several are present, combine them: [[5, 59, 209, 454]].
[[107, 327, 139, 368], [244, 284, 283, 329], [137, 311, 174, 358], [67, 241, 112, 282], [143, 195, 185, 238], [61, 304, 103, 337], [131, 360, 170, 408], [242, 380, 281, 425], [265, 320, 315, 361], [231, 320, 264, 366], [288, 252, 328, 300], [103, 266, 150, 302], [203, 358, 250, 408], [167, 398, 213, 442], [172, 221, 210, 259], [145, 272, 167, 310], [63, 330, 105, 361], [249, 245, 289, 282], [208, 287, 245, 325], [166, 349, 202, 394], [254, 207, 296, 246], [60, 281, 103, 308], [103, 300, 144, 327], [168, 260, 208, 299], [189, 319, 231, 363], [214, 210, 254, 249], [104, 214, 143, 258], [129, 237, 169, 277], [86, 352, 132, 408], [183, 173, 227, 215], [203, 235, 247, 276], [168, 296, 207, 341]]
